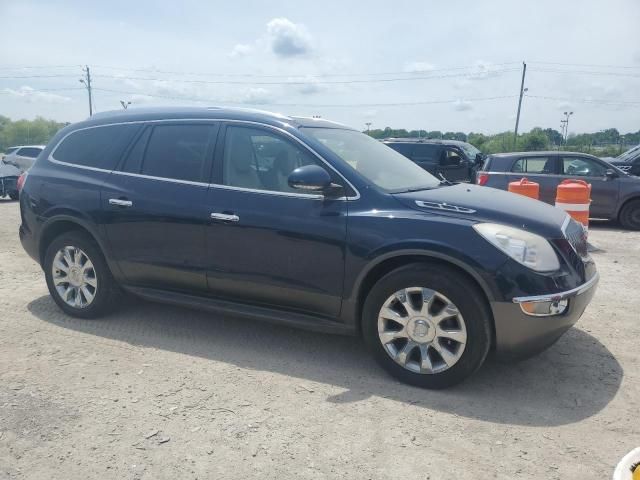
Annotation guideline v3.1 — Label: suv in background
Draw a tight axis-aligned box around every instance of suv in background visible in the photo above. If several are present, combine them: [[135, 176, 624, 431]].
[[2, 145, 45, 171], [603, 145, 640, 176], [477, 151, 640, 229], [19, 107, 598, 389], [382, 138, 483, 182]]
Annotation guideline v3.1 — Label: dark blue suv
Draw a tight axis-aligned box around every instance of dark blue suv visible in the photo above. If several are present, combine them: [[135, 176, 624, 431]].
[[19, 107, 599, 388]]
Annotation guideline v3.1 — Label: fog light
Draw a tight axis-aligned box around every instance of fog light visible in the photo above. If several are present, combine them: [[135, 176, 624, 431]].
[[519, 299, 568, 316]]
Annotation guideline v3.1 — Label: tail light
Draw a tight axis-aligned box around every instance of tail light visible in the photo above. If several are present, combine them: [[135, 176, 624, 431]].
[[477, 173, 489, 186], [17, 172, 27, 192]]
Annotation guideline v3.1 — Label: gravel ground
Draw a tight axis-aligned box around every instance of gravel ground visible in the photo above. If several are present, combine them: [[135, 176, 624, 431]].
[[0, 198, 638, 479]]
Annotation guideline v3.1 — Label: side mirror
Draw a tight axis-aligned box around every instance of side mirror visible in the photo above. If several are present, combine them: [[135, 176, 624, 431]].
[[475, 153, 484, 165], [605, 168, 619, 180], [288, 165, 332, 192]]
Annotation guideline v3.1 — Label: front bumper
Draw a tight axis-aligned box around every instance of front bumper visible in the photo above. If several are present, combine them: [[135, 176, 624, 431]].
[[491, 272, 599, 359]]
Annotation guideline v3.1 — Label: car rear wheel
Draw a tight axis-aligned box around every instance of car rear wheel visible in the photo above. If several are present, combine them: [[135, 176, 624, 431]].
[[619, 199, 640, 230], [362, 263, 491, 389], [44, 231, 119, 318]]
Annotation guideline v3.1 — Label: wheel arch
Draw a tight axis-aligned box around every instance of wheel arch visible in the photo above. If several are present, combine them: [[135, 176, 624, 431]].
[[617, 195, 640, 220], [351, 250, 496, 340], [38, 215, 109, 268]]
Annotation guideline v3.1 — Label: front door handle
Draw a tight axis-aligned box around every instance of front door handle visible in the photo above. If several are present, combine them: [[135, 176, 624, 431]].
[[210, 212, 239, 222], [109, 198, 133, 207]]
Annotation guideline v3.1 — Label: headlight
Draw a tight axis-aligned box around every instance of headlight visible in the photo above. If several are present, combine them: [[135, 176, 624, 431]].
[[473, 223, 560, 272]]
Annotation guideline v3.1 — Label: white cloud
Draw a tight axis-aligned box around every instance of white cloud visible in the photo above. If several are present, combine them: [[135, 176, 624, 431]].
[[403, 61, 435, 73], [228, 43, 253, 58], [288, 75, 324, 95], [453, 99, 473, 111], [266, 18, 312, 57], [241, 87, 273, 104], [2, 86, 71, 104]]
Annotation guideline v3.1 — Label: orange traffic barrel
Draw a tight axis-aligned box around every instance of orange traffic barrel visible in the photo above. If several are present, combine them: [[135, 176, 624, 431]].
[[555, 179, 591, 227], [508, 178, 539, 200]]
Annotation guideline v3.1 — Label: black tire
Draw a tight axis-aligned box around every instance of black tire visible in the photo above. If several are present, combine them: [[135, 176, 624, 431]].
[[619, 199, 640, 230], [44, 230, 119, 318], [362, 263, 492, 389], [8, 191, 19, 201]]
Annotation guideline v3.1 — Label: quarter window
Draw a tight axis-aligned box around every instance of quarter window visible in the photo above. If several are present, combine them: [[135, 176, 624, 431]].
[[222, 126, 320, 193], [53, 125, 139, 170], [140, 124, 215, 182], [561, 157, 606, 177], [511, 157, 553, 174]]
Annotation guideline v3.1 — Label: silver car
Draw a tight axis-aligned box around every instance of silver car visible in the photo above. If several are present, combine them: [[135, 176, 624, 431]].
[[2, 145, 45, 172]]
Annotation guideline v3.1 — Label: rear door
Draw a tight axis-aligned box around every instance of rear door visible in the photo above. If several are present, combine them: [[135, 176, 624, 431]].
[[558, 155, 619, 218], [505, 155, 559, 204], [102, 121, 219, 292], [411, 144, 440, 175]]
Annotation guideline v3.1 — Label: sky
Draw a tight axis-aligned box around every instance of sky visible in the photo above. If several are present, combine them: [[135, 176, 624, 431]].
[[1, 0, 639, 135]]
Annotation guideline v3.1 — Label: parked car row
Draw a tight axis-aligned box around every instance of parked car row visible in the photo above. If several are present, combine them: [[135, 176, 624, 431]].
[[476, 151, 640, 230], [0, 145, 44, 200]]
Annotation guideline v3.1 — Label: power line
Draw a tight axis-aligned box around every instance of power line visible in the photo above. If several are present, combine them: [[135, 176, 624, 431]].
[[91, 68, 520, 86], [0, 64, 81, 71], [526, 94, 640, 105], [529, 61, 640, 70], [90, 61, 521, 78], [92, 87, 517, 107], [529, 68, 640, 78], [0, 87, 85, 93], [0, 74, 80, 79]]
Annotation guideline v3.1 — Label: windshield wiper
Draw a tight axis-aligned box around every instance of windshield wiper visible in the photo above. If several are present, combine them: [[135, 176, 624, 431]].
[[438, 173, 454, 186]]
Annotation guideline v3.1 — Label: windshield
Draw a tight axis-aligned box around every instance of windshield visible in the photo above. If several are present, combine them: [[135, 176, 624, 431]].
[[459, 142, 482, 160], [617, 145, 640, 161], [302, 127, 440, 192]]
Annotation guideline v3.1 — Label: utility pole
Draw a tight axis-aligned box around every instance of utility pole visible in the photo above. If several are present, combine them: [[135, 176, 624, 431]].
[[513, 61, 527, 148], [365, 122, 372, 134], [79, 65, 93, 116], [562, 111, 573, 144]]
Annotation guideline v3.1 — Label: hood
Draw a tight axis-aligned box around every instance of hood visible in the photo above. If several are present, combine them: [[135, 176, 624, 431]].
[[393, 184, 568, 238]]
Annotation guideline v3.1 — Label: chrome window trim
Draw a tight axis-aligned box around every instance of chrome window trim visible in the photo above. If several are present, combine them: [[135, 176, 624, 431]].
[[47, 118, 361, 200]]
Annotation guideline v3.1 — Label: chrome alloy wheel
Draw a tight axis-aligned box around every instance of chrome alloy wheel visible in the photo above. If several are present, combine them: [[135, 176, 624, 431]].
[[51, 246, 98, 308], [377, 287, 467, 374]]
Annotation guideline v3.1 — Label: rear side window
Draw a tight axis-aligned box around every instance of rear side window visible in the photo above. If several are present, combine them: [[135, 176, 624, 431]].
[[511, 157, 553, 174], [140, 124, 216, 182], [17, 147, 43, 158], [5, 147, 19, 155], [53, 125, 138, 170], [412, 144, 439, 163], [387, 143, 413, 156]]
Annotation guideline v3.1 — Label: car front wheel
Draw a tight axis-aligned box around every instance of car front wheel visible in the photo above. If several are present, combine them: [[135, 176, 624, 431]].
[[362, 263, 492, 389]]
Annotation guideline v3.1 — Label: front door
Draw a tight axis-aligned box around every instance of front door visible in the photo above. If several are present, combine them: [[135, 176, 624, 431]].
[[102, 122, 218, 291], [558, 155, 619, 218], [505, 155, 559, 204], [205, 124, 347, 317], [438, 147, 470, 182]]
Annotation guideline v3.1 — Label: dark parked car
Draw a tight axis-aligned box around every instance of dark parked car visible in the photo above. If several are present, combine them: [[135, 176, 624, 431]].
[[477, 151, 640, 230], [603, 145, 640, 176], [382, 138, 483, 182], [20, 107, 598, 388]]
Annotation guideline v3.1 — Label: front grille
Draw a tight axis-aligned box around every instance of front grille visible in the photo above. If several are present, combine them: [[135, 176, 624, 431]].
[[563, 217, 588, 258]]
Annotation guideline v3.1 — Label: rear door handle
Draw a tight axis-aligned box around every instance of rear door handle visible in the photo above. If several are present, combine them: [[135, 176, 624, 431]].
[[210, 212, 239, 222], [109, 198, 133, 207]]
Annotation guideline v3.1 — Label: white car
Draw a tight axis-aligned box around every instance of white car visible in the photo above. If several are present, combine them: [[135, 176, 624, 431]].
[[2, 145, 45, 172]]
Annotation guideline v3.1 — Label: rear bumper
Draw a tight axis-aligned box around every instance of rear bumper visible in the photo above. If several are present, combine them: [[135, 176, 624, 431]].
[[492, 272, 599, 359], [19, 223, 39, 264]]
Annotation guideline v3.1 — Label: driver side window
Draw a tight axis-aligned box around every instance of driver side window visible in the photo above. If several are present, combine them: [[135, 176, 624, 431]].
[[440, 148, 462, 166], [561, 157, 606, 177], [222, 126, 320, 193]]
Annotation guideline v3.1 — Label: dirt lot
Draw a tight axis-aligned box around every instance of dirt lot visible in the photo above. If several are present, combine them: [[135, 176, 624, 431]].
[[0, 198, 639, 480]]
